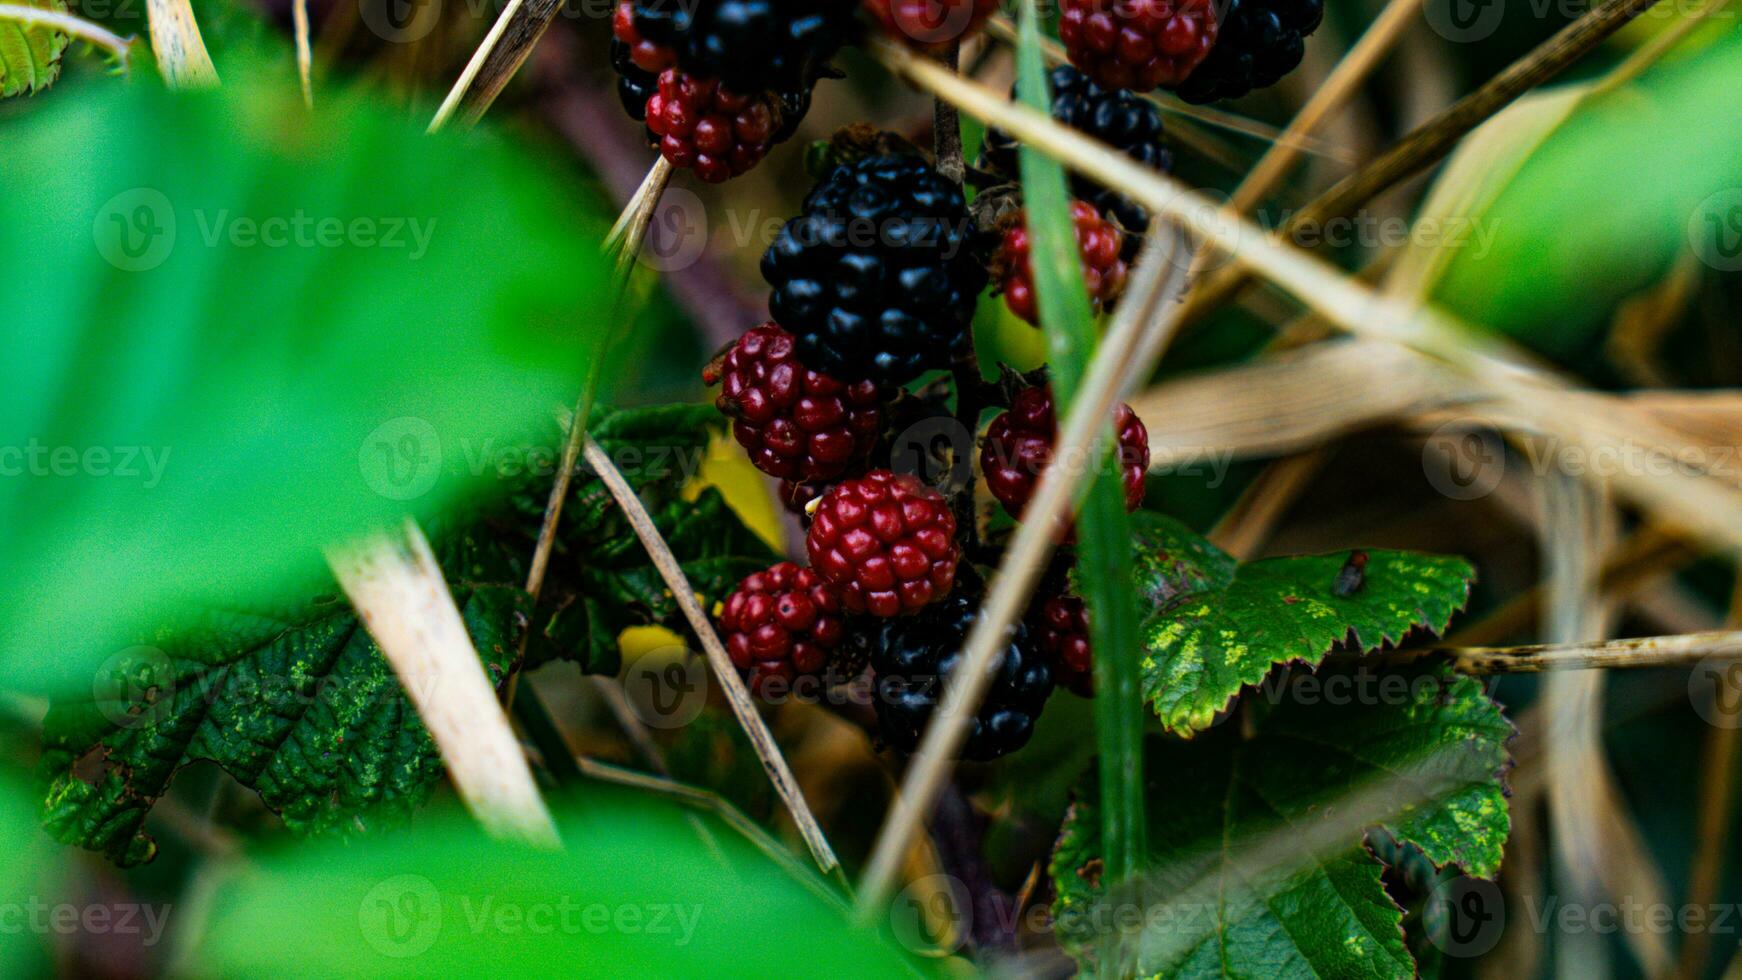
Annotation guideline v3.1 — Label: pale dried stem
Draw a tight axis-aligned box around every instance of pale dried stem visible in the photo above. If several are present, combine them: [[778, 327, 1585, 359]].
[[1208, 450, 1328, 558], [429, 0, 526, 132], [292, 0, 312, 108], [145, 0, 217, 88], [856, 229, 1193, 918], [873, 37, 1742, 558], [580, 437, 840, 874], [0, 4, 133, 66], [1381, 630, 1742, 674], [1229, 0, 1421, 213], [428, 0, 564, 131], [1676, 574, 1742, 979], [328, 520, 560, 848]]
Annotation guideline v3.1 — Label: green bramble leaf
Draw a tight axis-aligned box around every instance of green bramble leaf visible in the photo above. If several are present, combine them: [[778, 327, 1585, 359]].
[[1050, 664, 1513, 978], [1131, 511, 1476, 735], [38, 531, 529, 867], [0, 0, 69, 98]]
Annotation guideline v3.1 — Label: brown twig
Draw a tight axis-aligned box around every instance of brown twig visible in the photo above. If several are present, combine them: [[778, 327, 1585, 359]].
[[1676, 574, 1742, 979]]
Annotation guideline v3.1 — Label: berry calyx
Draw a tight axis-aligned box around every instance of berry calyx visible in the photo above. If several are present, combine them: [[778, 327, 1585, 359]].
[[805, 470, 960, 617], [1175, 0, 1325, 104], [980, 386, 1150, 522], [862, 0, 999, 51], [706, 324, 883, 483], [762, 153, 986, 386], [980, 66, 1170, 249], [1058, 0, 1219, 94], [719, 562, 846, 696], [994, 201, 1130, 325], [1032, 593, 1093, 697], [860, 581, 1055, 760]]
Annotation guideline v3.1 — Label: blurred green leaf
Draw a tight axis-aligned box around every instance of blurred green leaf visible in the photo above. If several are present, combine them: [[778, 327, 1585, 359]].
[[197, 793, 933, 978], [1015, 0, 1147, 902], [1408, 30, 1742, 358], [1052, 665, 1513, 978], [1131, 511, 1476, 735], [0, 73, 610, 694], [0, 0, 69, 97]]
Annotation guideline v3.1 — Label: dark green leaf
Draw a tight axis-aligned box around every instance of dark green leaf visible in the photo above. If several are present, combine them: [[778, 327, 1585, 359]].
[[1051, 665, 1513, 978], [38, 536, 529, 867], [1132, 512, 1476, 735]]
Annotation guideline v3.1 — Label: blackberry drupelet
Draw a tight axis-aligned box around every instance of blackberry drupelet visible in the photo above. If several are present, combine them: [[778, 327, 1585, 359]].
[[1032, 593, 1093, 697], [992, 201, 1130, 325], [627, 0, 854, 96], [1174, 0, 1325, 104], [1058, 0, 1219, 93], [762, 154, 986, 386], [980, 65, 1171, 245], [704, 323, 883, 483], [862, 582, 1056, 760]]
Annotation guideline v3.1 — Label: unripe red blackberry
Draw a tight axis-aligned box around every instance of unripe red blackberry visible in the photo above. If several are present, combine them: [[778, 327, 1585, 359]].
[[805, 470, 959, 618], [705, 324, 882, 483], [993, 201, 1130, 325], [980, 386, 1150, 522], [719, 562, 846, 696], [862, 0, 999, 51], [1032, 593, 1093, 697], [644, 69, 784, 183], [1058, 0, 1219, 93]]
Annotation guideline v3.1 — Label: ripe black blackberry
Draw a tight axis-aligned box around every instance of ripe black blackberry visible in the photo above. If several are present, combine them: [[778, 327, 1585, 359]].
[[626, 0, 854, 96], [861, 581, 1055, 761], [980, 65, 1170, 247], [1175, 0, 1325, 104], [762, 154, 986, 386]]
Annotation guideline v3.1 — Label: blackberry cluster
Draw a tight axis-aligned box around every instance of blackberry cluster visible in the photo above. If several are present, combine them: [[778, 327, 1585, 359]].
[[980, 65, 1171, 245], [1031, 593, 1093, 697], [860, 583, 1055, 761], [993, 201, 1130, 325], [862, 0, 1000, 51], [1175, 0, 1326, 104], [762, 154, 986, 386], [626, 0, 854, 95], [1058, 0, 1219, 93], [704, 323, 882, 483]]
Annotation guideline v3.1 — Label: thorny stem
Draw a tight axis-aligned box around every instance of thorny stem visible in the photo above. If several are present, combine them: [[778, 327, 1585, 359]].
[[938, 43, 983, 553]]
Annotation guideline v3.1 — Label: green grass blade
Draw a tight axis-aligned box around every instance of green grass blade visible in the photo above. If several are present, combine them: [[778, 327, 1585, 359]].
[[1013, 0, 1147, 922]]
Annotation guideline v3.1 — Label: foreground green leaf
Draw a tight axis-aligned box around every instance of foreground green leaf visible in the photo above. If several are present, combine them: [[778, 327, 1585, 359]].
[[1051, 665, 1513, 978], [1132, 512, 1475, 735], [0, 0, 68, 97], [197, 792, 934, 978], [0, 71, 610, 696]]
